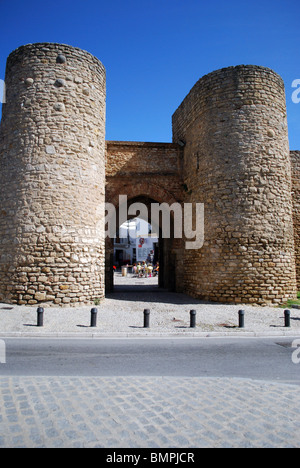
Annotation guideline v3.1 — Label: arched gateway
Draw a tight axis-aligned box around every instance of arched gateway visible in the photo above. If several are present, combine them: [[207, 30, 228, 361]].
[[105, 141, 185, 294], [0, 43, 298, 306]]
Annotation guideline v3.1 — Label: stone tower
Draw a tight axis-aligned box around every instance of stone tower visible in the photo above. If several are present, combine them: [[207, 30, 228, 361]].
[[173, 65, 297, 305], [0, 43, 106, 305]]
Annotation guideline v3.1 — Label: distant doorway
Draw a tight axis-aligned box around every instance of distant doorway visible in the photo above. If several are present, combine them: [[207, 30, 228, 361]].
[[113, 217, 159, 291], [105, 196, 183, 294]]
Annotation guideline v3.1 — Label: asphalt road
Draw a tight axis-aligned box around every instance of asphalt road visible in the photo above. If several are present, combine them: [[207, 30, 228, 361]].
[[1, 336, 300, 448], [1, 336, 300, 384]]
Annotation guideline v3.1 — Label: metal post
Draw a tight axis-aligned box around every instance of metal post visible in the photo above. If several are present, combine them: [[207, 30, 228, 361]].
[[238, 310, 245, 328], [144, 309, 150, 328], [284, 309, 291, 328], [37, 307, 44, 327], [90, 308, 98, 328], [190, 310, 197, 328]]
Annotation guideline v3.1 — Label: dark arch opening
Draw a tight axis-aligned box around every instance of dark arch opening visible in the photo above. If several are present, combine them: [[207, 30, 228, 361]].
[[105, 196, 184, 294]]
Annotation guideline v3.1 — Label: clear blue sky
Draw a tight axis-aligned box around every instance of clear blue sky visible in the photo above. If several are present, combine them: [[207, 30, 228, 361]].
[[0, 0, 299, 149]]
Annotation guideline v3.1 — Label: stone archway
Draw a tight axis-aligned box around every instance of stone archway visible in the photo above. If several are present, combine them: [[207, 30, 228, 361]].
[[105, 141, 185, 294], [105, 194, 185, 294]]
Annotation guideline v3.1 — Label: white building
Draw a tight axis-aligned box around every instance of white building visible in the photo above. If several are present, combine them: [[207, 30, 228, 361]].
[[114, 218, 158, 265]]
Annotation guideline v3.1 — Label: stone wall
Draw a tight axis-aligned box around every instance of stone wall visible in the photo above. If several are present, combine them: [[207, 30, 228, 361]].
[[0, 42, 298, 307], [106, 141, 183, 205], [291, 151, 300, 289], [0, 43, 106, 305], [173, 65, 297, 305]]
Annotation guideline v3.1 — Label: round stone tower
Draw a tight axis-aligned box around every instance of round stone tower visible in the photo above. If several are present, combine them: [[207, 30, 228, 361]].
[[0, 43, 106, 305], [173, 65, 297, 305]]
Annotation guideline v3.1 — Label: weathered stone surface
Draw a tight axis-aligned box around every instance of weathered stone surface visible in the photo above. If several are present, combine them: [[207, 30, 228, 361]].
[[56, 54, 66, 64], [172, 65, 297, 305], [54, 78, 65, 87], [0, 43, 106, 306], [53, 102, 65, 112], [24, 77, 34, 86], [0, 47, 298, 307], [291, 151, 300, 289]]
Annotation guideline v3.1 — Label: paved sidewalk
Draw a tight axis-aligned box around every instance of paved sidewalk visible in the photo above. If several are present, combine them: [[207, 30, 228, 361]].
[[0, 375, 299, 448], [1, 275, 299, 449], [0, 274, 299, 337]]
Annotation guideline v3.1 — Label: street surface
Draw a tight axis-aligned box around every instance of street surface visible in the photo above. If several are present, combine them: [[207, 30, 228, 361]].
[[1, 337, 300, 448], [1, 337, 300, 382]]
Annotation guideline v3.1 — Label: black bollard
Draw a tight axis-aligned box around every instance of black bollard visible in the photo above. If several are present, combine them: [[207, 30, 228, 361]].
[[144, 309, 150, 328], [238, 310, 245, 329], [37, 307, 44, 327], [284, 309, 291, 328], [190, 310, 197, 328], [90, 308, 98, 328]]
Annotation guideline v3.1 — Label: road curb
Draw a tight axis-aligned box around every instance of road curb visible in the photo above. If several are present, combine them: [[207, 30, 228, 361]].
[[0, 330, 300, 339]]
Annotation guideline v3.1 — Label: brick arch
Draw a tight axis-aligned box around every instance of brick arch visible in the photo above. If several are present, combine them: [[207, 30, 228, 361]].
[[105, 141, 184, 295], [107, 182, 180, 208], [105, 140, 184, 209]]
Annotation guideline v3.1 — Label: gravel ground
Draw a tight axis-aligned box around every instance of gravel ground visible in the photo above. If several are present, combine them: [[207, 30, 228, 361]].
[[0, 273, 299, 336]]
